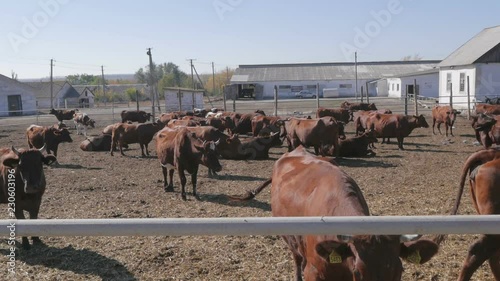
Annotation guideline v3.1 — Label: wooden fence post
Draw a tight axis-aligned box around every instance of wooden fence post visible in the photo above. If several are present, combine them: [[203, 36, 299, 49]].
[[467, 76, 471, 120], [413, 79, 418, 115], [274, 85, 278, 116]]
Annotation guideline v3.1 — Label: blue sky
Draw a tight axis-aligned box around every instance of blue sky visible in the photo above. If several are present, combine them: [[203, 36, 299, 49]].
[[1, 0, 499, 79]]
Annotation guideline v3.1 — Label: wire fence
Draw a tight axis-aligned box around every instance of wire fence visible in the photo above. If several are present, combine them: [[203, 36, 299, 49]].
[[0, 93, 484, 129]]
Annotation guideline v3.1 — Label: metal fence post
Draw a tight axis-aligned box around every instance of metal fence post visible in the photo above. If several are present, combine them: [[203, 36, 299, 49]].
[[366, 81, 370, 103], [467, 76, 471, 119], [413, 79, 418, 115], [449, 83, 453, 108], [361, 86, 364, 103], [274, 85, 278, 116], [404, 85, 408, 115], [316, 83, 320, 110]]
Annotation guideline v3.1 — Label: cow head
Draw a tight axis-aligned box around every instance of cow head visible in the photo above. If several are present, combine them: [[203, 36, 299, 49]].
[[368, 103, 378, 110], [413, 115, 429, 128], [473, 113, 496, 131], [53, 128, 73, 143], [338, 122, 346, 140], [49, 108, 57, 115], [254, 109, 266, 116], [198, 140, 222, 173], [88, 119, 96, 128], [4, 146, 57, 194], [362, 129, 379, 143], [316, 235, 438, 281], [145, 113, 153, 121]]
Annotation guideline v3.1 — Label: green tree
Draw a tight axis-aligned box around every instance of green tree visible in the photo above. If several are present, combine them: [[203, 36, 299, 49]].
[[125, 87, 146, 101], [66, 73, 100, 85]]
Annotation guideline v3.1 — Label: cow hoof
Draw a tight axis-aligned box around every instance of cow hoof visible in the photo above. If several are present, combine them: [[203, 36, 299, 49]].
[[181, 194, 187, 201], [32, 237, 43, 245], [194, 194, 201, 201], [164, 186, 174, 192]]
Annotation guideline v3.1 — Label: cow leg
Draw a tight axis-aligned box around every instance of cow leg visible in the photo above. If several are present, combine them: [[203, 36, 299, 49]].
[[164, 168, 175, 192], [488, 249, 500, 280], [449, 123, 454, 137], [28, 199, 43, 245], [140, 143, 146, 157], [458, 235, 500, 281], [191, 170, 200, 200], [437, 123, 442, 135], [432, 118, 436, 135], [119, 141, 126, 156], [14, 208, 30, 250], [178, 169, 188, 200], [397, 137, 404, 150], [145, 143, 150, 156]]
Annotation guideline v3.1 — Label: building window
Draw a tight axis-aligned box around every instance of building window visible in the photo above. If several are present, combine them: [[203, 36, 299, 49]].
[[446, 73, 452, 92], [397, 84, 400, 91], [392, 83, 395, 91], [459, 73, 465, 92], [278, 85, 291, 90], [339, 84, 352, 89], [291, 86, 303, 92]]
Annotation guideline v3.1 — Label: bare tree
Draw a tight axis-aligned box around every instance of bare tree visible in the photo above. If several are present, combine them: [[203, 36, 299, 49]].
[[402, 54, 423, 61]]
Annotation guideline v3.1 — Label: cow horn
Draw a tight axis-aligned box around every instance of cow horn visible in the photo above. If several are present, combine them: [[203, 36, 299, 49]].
[[203, 140, 207, 146], [400, 234, 421, 242], [38, 144, 46, 153], [11, 145, 20, 156], [337, 235, 353, 243], [214, 139, 220, 145]]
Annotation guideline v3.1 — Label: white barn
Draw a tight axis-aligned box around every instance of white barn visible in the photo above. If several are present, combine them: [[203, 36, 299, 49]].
[[0, 74, 37, 117], [385, 69, 439, 98], [164, 87, 204, 112], [230, 61, 439, 99], [438, 25, 500, 109]]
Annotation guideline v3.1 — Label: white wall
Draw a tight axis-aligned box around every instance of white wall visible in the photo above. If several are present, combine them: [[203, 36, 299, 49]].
[[258, 79, 375, 99], [0, 80, 37, 117], [386, 73, 439, 99], [475, 63, 500, 102], [164, 89, 204, 112], [439, 66, 476, 109], [387, 78, 401, 98]]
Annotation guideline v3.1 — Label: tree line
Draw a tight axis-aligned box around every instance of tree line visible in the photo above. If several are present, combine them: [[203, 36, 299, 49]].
[[65, 62, 234, 103]]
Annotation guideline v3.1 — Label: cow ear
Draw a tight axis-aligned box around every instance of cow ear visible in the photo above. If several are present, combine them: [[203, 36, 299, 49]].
[[315, 240, 353, 264], [400, 239, 439, 265], [2, 157, 19, 168], [42, 155, 57, 166]]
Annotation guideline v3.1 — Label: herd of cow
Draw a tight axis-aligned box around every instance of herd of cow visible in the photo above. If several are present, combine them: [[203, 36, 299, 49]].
[[1, 101, 500, 280]]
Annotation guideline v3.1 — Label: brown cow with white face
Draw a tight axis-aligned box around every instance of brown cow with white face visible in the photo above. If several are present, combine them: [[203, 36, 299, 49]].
[[155, 127, 222, 200], [432, 105, 460, 136], [230, 146, 438, 281], [26, 125, 73, 157], [434, 148, 500, 280], [0, 146, 57, 249]]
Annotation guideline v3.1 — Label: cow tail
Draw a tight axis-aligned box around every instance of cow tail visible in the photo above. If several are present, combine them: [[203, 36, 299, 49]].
[[227, 178, 272, 201], [434, 153, 481, 245]]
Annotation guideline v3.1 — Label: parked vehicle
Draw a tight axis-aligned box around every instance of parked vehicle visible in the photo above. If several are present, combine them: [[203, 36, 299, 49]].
[[295, 90, 316, 99]]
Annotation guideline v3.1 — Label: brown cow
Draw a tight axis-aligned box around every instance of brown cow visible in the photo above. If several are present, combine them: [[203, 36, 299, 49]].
[[167, 119, 199, 128], [285, 117, 341, 156], [73, 112, 96, 136], [0, 146, 57, 249], [335, 130, 378, 157], [157, 112, 180, 125], [251, 115, 284, 136], [26, 125, 73, 157], [354, 110, 393, 135], [432, 105, 460, 136], [231, 146, 438, 281], [365, 114, 429, 150], [49, 108, 78, 123], [235, 132, 282, 160], [434, 149, 500, 280], [155, 127, 222, 200], [341, 101, 377, 111], [472, 114, 500, 148], [110, 122, 164, 156], [230, 110, 266, 135], [476, 103, 500, 115], [121, 110, 152, 123], [80, 134, 113, 151], [316, 107, 353, 124]]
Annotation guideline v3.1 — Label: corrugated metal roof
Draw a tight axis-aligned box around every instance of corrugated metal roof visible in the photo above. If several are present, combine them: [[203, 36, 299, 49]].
[[438, 25, 500, 67], [231, 61, 440, 83]]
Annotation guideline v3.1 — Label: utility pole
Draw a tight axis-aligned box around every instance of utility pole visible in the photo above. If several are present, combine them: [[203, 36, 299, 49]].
[[212, 62, 216, 96], [50, 59, 54, 108], [188, 59, 196, 89], [355, 51, 358, 100], [147, 48, 155, 120]]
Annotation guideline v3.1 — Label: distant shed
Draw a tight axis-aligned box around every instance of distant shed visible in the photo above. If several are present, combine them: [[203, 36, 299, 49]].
[[164, 87, 205, 112]]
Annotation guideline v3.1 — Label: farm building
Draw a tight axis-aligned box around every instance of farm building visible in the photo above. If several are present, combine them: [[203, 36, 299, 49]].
[[229, 60, 440, 99], [438, 25, 500, 108], [26, 81, 81, 109], [385, 68, 439, 98], [73, 85, 96, 108], [0, 74, 37, 117], [164, 87, 204, 112]]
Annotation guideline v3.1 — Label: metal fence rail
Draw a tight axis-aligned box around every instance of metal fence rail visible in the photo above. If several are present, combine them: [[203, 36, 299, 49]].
[[2, 215, 500, 237]]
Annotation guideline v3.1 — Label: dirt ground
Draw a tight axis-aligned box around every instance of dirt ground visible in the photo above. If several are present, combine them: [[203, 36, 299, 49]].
[[0, 111, 495, 281]]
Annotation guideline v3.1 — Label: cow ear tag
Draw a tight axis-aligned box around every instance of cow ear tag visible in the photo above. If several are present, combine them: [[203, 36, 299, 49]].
[[329, 250, 342, 263], [405, 250, 421, 264]]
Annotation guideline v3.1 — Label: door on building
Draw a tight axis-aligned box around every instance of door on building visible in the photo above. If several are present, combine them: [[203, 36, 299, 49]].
[[7, 95, 23, 116]]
